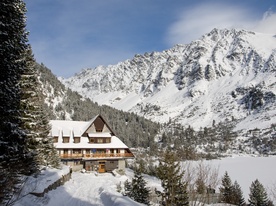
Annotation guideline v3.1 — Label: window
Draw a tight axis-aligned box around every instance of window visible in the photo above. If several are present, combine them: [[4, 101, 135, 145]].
[[74, 137, 80, 143], [96, 129, 102, 132], [63, 137, 69, 143], [89, 137, 110, 143], [73, 149, 81, 154], [97, 138, 103, 143], [53, 137, 58, 143]]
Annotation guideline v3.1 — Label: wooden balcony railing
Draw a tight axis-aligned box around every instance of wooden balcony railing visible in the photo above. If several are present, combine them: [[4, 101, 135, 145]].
[[59, 153, 134, 159], [60, 154, 83, 159]]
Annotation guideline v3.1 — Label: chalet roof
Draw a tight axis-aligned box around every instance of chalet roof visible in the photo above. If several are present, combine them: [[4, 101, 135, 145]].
[[50, 120, 87, 137], [50, 115, 129, 149], [54, 136, 128, 149], [83, 114, 116, 136], [50, 114, 116, 137]]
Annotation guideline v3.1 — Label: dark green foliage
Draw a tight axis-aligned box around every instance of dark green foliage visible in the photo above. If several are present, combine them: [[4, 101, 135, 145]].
[[243, 87, 264, 110], [131, 170, 151, 205], [136, 159, 147, 174], [249, 125, 276, 154], [0, 0, 35, 203], [124, 179, 132, 197], [232, 180, 246, 206], [219, 171, 233, 203], [174, 179, 189, 206], [219, 172, 245, 205], [196, 177, 206, 194], [160, 117, 239, 159], [19, 47, 40, 172], [156, 149, 189, 206], [129, 151, 158, 177], [237, 85, 275, 112], [20, 47, 60, 169], [248, 179, 270, 206], [123, 170, 151, 205]]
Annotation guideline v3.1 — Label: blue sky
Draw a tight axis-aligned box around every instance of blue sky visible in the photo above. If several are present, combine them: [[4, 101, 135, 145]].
[[25, 0, 276, 78]]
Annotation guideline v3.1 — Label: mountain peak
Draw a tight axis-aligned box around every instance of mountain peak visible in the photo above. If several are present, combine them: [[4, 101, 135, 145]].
[[62, 28, 276, 134]]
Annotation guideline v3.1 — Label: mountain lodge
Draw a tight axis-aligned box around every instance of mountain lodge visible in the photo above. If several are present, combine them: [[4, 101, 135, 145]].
[[50, 115, 134, 172]]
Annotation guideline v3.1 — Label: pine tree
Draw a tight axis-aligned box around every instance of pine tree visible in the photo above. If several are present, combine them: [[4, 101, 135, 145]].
[[248, 179, 269, 206], [174, 179, 189, 206], [0, 0, 35, 203], [131, 170, 150, 205], [19, 48, 60, 168], [219, 171, 233, 204], [156, 149, 189, 206], [124, 179, 132, 197], [195, 176, 206, 194], [232, 180, 246, 206]]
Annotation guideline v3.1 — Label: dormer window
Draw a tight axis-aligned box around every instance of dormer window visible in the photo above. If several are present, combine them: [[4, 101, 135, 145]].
[[88, 137, 111, 144], [63, 137, 69, 143], [74, 137, 80, 143], [97, 138, 103, 143], [53, 136, 58, 143], [89, 138, 94, 143], [96, 129, 102, 132]]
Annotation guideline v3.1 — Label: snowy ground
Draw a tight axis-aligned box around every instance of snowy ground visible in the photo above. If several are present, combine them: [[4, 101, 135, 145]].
[[13, 156, 276, 206], [198, 155, 276, 203], [13, 170, 144, 206]]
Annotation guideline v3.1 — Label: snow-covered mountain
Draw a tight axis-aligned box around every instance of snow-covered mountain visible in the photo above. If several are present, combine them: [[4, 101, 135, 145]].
[[62, 28, 276, 134]]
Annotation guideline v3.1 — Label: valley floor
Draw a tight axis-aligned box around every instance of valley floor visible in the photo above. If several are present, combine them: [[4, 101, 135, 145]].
[[13, 155, 276, 206]]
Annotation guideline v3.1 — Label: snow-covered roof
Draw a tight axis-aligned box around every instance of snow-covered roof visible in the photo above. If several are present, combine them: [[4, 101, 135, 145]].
[[54, 136, 128, 149], [50, 120, 88, 137], [50, 115, 129, 149], [81, 115, 98, 134]]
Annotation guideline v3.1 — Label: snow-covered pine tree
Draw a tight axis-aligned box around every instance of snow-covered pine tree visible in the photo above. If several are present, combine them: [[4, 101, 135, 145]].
[[0, 0, 34, 203], [248, 179, 270, 206], [131, 170, 150, 205], [156, 149, 189, 206], [124, 179, 132, 197], [19, 46, 60, 169], [219, 171, 233, 204], [232, 180, 246, 206], [174, 179, 189, 206]]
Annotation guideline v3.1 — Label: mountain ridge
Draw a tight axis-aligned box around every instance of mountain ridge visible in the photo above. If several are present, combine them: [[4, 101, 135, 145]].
[[61, 28, 276, 135]]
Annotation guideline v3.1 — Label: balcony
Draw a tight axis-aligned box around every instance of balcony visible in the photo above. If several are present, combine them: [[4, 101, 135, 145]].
[[59, 153, 134, 159], [60, 154, 83, 159]]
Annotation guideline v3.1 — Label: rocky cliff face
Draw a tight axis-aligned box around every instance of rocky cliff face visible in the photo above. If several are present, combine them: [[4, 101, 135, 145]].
[[62, 28, 276, 134]]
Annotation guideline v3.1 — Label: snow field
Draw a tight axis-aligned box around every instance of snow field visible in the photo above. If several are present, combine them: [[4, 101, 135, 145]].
[[207, 155, 276, 203], [13, 156, 276, 205]]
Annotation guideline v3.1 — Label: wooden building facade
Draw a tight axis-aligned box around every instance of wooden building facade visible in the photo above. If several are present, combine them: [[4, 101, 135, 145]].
[[50, 115, 134, 172]]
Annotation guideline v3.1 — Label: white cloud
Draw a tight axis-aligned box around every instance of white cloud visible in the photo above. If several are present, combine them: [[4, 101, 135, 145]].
[[167, 3, 275, 45], [253, 9, 276, 34]]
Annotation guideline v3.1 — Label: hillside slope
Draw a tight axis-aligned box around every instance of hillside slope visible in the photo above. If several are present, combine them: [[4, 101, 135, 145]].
[[36, 63, 160, 148], [62, 29, 276, 136]]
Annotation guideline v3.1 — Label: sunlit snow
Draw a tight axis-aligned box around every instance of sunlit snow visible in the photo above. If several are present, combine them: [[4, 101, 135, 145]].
[[13, 156, 276, 206]]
